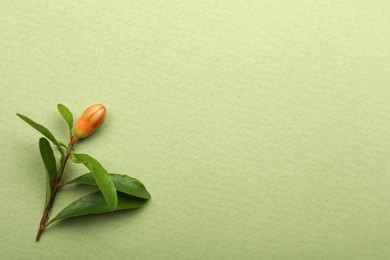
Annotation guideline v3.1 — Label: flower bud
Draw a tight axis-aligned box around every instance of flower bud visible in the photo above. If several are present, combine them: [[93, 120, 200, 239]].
[[73, 104, 106, 140]]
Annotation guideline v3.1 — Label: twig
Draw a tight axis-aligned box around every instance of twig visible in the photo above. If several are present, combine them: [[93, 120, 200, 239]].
[[35, 137, 76, 241]]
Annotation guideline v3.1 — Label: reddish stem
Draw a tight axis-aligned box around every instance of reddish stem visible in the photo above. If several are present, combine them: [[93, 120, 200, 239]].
[[35, 137, 76, 241]]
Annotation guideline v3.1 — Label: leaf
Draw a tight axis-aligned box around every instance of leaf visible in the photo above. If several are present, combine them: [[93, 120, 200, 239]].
[[48, 192, 147, 224], [58, 141, 68, 149], [71, 153, 118, 211], [68, 173, 151, 199], [39, 138, 58, 207], [60, 152, 66, 169], [16, 113, 59, 147], [56, 142, 67, 168], [57, 104, 73, 135]]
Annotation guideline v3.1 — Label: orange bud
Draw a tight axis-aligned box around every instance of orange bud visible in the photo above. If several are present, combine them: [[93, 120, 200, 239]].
[[73, 104, 106, 140]]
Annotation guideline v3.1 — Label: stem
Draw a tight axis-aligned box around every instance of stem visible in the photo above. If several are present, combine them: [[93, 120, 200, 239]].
[[35, 137, 76, 241]]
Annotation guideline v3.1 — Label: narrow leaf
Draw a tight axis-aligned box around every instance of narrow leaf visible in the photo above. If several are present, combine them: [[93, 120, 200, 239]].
[[58, 141, 68, 149], [71, 153, 118, 211], [68, 173, 151, 199], [56, 142, 67, 169], [57, 104, 73, 135], [39, 138, 57, 207], [16, 113, 59, 146], [48, 192, 147, 224], [60, 152, 65, 169]]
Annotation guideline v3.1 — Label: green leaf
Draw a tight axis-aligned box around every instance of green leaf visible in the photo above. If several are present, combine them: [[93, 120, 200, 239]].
[[57, 104, 73, 135], [16, 113, 59, 147], [56, 142, 67, 168], [68, 173, 151, 199], [39, 138, 58, 207], [48, 192, 147, 224], [60, 152, 66, 169], [58, 141, 68, 149], [71, 153, 118, 211]]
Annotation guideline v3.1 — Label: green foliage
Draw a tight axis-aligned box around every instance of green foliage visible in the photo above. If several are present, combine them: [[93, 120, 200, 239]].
[[71, 153, 118, 211], [39, 138, 57, 207], [68, 173, 151, 199], [16, 112, 66, 169], [49, 192, 147, 224], [57, 104, 73, 136], [18, 104, 150, 239], [16, 113, 60, 147]]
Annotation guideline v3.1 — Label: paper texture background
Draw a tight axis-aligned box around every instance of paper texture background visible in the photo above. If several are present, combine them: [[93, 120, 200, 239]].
[[1, 1, 389, 259]]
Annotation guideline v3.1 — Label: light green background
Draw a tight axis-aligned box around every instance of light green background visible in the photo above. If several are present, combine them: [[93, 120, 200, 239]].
[[1, 1, 389, 259]]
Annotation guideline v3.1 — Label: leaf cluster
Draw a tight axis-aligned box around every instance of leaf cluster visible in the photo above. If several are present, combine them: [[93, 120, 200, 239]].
[[17, 104, 150, 225]]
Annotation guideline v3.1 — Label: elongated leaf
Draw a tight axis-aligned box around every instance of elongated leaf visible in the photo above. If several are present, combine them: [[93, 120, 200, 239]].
[[48, 192, 147, 224], [71, 153, 117, 211], [16, 113, 59, 146], [58, 141, 68, 149], [57, 104, 73, 135], [56, 142, 67, 169], [39, 138, 58, 207], [59, 150, 66, 168], [68, 173, 151, 199]]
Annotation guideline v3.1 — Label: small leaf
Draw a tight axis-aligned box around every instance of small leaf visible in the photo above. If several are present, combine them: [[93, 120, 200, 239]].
[[60, 152, 65, 168], [48, 192, 147, 224], [56, 142, 67, 168], [16, 113, 59, 147], [57, 104, 73, 135], [58, 141, 67, 149], [39, 138, 58, 207], [71, 153, 118, 211], [68, 173, 151, 199]]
